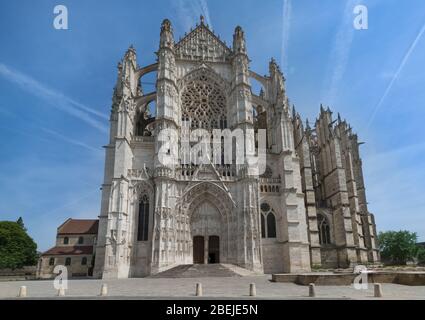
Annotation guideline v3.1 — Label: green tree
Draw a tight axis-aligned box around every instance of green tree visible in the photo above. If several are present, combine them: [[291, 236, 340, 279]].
[[0, 220, 38, 269], [378, 230, 418, 265]]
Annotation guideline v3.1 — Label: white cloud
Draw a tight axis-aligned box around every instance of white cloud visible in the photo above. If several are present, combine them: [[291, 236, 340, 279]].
[[322, 0, 360, 106], [173, 0, 212, 33], [0, 63, 108, 133]]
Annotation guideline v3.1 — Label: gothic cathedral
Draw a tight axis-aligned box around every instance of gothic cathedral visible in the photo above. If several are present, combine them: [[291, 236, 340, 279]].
[[93, 17, 379, 278]]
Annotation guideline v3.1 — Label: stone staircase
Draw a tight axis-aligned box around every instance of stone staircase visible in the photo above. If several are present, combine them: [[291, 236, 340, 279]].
[[149, 264, 254, 278]]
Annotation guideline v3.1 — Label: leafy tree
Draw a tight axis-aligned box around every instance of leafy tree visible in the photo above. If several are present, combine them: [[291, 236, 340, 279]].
[[378, 230, 418, 265], [0, 220, 38, 269]]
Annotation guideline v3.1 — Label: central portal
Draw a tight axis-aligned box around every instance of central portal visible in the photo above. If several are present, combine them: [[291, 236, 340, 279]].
[[191, 201, 222, 264], [192, 235, 220, 264]]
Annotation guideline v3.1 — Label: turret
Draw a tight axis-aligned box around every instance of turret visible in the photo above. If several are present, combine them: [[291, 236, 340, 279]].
[[231, 25, 252, 127], [159, 19, 174, 50], [110, 45, 139, 139], [94, 45, 138, 279], [233, 26, 247, 54], [155, 19, 178, 167]]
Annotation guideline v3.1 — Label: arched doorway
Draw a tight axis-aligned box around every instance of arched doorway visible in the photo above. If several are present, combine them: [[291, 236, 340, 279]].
[[193, 236, 204, 264], [191, 201, 222, 264], [208, 235, 220, 263]]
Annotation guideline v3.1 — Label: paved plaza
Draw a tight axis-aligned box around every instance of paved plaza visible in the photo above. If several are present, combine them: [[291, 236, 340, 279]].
[[1, 275, 425, 299]]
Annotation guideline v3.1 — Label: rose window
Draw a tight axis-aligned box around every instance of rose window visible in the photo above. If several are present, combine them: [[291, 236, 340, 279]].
[[181, 74, 227, 130]]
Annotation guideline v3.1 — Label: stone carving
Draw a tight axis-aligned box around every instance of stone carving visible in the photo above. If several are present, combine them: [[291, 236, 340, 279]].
[[175, 23, 231, 62]]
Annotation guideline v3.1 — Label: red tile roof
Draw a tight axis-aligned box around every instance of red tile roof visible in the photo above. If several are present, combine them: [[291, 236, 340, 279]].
[[57, 219, 98, 235], [42, 246, 94, 256]]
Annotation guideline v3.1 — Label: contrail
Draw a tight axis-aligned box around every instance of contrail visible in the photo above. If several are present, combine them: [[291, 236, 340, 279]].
[[366, 21, 425, 129], [0, 63, 108, 132], [323, 0, 359, 106], [41, 128, 102, 153], [281, 0, 292, 74]]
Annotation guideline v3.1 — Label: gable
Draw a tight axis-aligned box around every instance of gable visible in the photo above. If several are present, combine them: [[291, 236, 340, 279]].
[[175, 24, 232, 62]]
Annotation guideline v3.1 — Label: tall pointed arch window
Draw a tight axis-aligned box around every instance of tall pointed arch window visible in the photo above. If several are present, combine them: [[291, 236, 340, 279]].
[[267, 213, 276, 238], [317, 214, 331, 245], [260, 202, 277, 239], [137, 195, 150, 241]]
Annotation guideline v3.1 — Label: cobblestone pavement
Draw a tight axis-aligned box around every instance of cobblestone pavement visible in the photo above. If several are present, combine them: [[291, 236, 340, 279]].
[[1, 275, 425, 299]]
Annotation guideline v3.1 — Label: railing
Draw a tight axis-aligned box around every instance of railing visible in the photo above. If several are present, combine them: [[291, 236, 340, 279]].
[[132, 136, 154, 143], [128, 165, 283, 186], [259, 177, 281, 194], [176, 164, 238, 181]]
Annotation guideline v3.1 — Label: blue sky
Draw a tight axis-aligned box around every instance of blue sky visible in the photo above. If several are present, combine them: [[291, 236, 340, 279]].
[[1, 0, 424, 251]]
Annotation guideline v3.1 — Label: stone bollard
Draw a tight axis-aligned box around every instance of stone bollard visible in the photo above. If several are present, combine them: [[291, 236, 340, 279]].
[[57, 287, 66, 297], [249, 283, 256, 297], [308, 283, 316, 298], [196, 283, 203, 297], [100, 283, 108, 297], [374, 283, 383, 298], [18, 286, 27, 298]]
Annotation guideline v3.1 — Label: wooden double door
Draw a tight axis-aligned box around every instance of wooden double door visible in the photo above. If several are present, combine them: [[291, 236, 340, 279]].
[[193, 235, 220, 264]]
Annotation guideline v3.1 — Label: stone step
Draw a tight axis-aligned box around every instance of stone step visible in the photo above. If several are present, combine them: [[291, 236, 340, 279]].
[[149, 264, 242, 278]]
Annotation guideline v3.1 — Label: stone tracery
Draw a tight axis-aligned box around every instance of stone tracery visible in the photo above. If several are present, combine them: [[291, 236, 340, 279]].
[[181, 72, 227, 130]]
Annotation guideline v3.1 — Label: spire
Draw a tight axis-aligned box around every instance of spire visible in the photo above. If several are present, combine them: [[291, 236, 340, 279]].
[[320, 104, 325, 113], [124, 45, 136, 64], [161, 18, 172, 33], [269, 57, 279, 75], [292, 104, 296, 119], [127, 44, 135, 53], [338, 112, 342, 123], [306, 118, 311, 131], [160, 19, 174, 49], [200, 15, 205, 25], [233, 25, 247, 54], [259, 88, 264, 98]]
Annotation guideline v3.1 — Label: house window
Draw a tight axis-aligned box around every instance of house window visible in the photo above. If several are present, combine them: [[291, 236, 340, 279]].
[[260, 202, 277, 238], [78, 236, 84, 244], [318, 214, 331, 245], [49, 257, 55, 266], [81, 257, 87, 265], [63, 237, 69, 245], [65, 257, 71, 266], [137, 195, 150, 241]]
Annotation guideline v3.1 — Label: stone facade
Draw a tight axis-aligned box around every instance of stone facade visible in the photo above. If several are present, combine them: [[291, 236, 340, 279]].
[[93, 17, 379, 279], [37, 219, 98, 279]]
